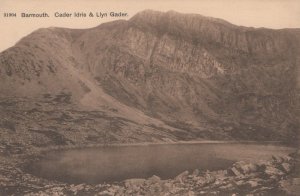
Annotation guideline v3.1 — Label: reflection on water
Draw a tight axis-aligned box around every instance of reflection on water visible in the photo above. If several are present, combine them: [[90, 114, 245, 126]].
[[28, 143, 293, 184]]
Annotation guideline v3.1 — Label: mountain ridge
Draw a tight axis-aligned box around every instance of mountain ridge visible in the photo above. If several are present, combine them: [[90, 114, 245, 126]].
[[0, 10, 299, 143]]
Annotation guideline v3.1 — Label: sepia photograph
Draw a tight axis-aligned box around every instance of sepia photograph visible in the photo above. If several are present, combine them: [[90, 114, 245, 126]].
[[0, 0, 299, 195]]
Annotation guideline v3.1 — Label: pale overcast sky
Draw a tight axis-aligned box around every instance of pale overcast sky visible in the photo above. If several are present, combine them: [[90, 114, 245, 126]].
[[0, 0, 299, 52]]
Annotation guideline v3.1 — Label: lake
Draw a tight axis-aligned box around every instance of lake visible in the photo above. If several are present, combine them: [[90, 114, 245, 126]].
[[28, 142, 294, 184]]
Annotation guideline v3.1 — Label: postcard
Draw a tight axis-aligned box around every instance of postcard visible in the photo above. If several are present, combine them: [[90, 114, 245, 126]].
[[0, 0, 299, 195]]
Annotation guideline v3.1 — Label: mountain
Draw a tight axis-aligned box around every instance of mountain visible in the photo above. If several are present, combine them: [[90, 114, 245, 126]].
[[0, 10, 299, 147]]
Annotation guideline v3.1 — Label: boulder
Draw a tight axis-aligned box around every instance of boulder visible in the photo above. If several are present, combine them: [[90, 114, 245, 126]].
[[98, 190, 114, 196], [205, 173, 216, 184], [216, 169, 228, 177], [124, 178, 145, 188], [192, 169, 200, 176], [272, 155, 284, 164], [230, 167, 242, 176], [148, 183, 164, 194], [195, 177, 207, 185], [147, 175, 161, 184], [162, 182, 174, 192], [281, 155, 292, 162], [281, 163, 292, 173], [219, 183, 233, 190], [247, 180, 259, 188], [175, 170, 189, 183], [214, 179, 222, 185], [240, 163, 258, 174], [105, 187, 118, 195], [233, 161, 258, 174], [233, 161, 246, 168], [107, 185, 123, 195], [265, 165, 285, 176], [235, 180, 246, 186], [70, 184, 85, 194]]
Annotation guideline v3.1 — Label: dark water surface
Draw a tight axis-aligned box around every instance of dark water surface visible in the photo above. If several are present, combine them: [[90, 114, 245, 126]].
[[29, 143, 294, 184]]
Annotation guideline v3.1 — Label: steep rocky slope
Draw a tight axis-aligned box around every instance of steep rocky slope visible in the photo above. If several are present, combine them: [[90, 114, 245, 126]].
[[0, 10, 299, 143]]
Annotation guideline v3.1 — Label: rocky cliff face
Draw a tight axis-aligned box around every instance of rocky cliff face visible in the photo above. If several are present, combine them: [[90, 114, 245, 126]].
[[0, 10, 299, 142]]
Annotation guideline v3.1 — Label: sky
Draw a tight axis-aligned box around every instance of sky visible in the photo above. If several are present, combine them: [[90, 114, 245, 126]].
[[0, 0, 299, 52]]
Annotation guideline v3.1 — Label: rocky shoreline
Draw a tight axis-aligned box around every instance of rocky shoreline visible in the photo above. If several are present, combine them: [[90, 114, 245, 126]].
[[0, 148, 299, 196]]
